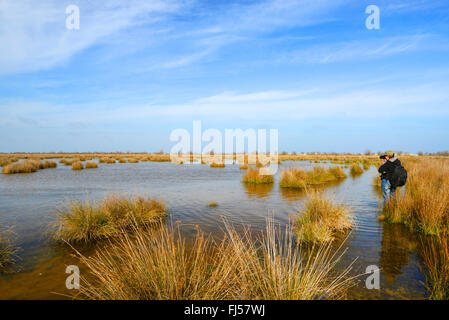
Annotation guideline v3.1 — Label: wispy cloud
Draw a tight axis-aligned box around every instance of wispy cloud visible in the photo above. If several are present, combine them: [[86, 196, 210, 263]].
[[2, 81, 448, 129], [0, 0, 183, 75], [0, 0, 352, 75], [280, 34, 442, 64]]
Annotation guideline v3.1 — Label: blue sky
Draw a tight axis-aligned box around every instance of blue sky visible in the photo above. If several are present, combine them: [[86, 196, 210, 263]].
[[0, 0, 448, 153]]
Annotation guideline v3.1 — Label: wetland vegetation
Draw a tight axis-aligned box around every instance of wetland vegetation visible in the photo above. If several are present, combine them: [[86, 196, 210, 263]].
[[1, 152, 448, 300]]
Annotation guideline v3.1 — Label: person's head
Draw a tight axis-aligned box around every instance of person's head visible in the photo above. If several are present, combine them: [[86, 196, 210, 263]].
[[380, 151, 395, 160]]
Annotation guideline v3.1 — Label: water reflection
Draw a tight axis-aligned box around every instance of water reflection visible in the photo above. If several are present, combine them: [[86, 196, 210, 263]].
[[242, 183, 274, 199], [380, 224, 418, 285], [279, 179, 346, 202], [279, 187, 306, 202]]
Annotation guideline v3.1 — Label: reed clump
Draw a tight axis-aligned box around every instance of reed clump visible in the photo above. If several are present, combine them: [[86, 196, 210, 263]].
[[54, 195, 166, 243], [2, 160, 52, 174], [72, 161, 84, 170], [43, 160, 57, 168], [294, 191, 353, 243], [350, 164, 363, 176], [419, 235, 449, 300], [61, 159, 80, 166], [210, 162, 225, 168], [242, 167, 274, 184], [382, 159, 449, 236], [99, 157, 116, 164], [0, 158, 13, 167], [147, 154, 171, 162], [362, 160, 371, 170], [74, 218, 354, 300], [379, 159, 449, 299], [239, 163, 248, 170], [85, 162, 98, 169], [280, 166, 347, 189], [373, 174, 381, 187]]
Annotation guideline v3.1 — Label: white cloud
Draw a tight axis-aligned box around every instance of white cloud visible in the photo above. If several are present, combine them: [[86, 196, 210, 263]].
[[0, 0, 351, 75], [2, 82, 448, 129], [0, 0, 183, 75], [281, 34, 439, 64]]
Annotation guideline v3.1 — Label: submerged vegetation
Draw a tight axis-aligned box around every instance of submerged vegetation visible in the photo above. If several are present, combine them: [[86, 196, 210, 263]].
[[294, 191, 353, 243], [242, 167, 274, 184], [208, 201, 218, 207], [280, 166, 347, 189], [75, 218, 355, 300], [0, 232, 16, 270], [54, 195, 166, 243]]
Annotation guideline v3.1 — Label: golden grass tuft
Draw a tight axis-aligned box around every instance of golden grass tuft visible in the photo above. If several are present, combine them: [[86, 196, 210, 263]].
[[280, 166, 347, 189], [210, 162, 225, 168], [2, 160, 48, 174], [99, 157, 116, 164], [378, 158, 449, 299], [72, 161, 84, 170], [0, 158, 12, 167], [242, 167, 274, 184], [382, 159, 449, 236], [294, 191, 353, 243], [349, 164, 363, 176], [85, 162, 98, 169], [54, 195, 166, 243], [74, 217, 355, 300], [373, 174, 381, 187], [147, 154, 171, 162], [60, 159, 77, 166], [42, 160, 57, 168], [362, 160, 371, 170], [419, 235, 449, 300], [239, 163, 248, 170]]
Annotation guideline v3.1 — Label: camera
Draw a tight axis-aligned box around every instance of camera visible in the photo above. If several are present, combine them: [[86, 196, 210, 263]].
[[379, 155, 386, 159]]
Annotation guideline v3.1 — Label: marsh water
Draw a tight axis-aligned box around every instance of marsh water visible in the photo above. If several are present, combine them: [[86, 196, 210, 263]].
[[0, 160, 427, 299]]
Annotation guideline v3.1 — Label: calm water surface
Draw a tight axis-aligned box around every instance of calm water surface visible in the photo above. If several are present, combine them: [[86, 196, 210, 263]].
[[0, 160, 427, 299]]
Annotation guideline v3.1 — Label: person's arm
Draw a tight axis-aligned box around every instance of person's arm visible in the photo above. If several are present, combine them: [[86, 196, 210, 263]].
[[378, 162, 387, 174]]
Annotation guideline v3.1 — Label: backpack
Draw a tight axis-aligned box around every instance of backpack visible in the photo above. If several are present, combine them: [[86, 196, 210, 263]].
[[391, 164, 407, 187]]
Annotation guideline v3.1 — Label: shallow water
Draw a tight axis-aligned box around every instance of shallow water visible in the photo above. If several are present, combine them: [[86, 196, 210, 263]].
[[0, 160, 427, 299]]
